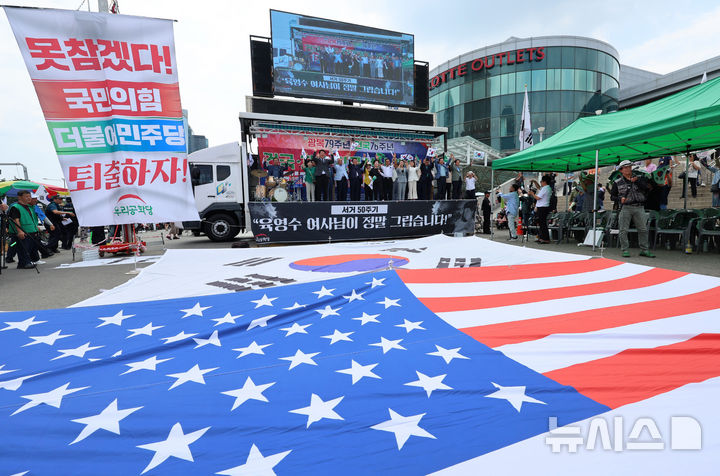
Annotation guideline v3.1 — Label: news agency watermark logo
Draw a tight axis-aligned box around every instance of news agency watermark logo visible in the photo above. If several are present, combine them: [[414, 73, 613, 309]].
[[545, 416, 702, 453]]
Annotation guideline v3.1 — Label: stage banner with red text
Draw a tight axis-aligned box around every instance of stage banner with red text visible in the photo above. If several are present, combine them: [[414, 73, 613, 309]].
[[4, 7, 199, 226], [257, 133, 433, 183]]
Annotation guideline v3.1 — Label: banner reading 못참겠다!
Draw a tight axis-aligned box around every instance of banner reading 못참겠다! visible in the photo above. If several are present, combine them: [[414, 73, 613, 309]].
[[4, 7, 199, 226]]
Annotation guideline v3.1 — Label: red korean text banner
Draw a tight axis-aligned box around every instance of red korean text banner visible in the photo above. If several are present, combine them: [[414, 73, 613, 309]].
[[4, 7, 199, 226]]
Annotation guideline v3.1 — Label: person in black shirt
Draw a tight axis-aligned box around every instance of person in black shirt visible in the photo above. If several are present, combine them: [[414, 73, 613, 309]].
[[419, 158, 434, 200], [348, 157, 364, 201], [45, 194, 66, 252], [60, 197, 78, 249], [481, 192, 491, 234], [369, 160, 384, 201]]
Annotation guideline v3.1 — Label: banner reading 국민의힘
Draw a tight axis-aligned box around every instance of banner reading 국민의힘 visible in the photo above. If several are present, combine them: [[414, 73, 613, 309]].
[[4, 7, 199, 226]]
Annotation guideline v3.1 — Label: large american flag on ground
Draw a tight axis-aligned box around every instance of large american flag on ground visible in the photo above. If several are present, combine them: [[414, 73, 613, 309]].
[[1, 258, 718, 474]]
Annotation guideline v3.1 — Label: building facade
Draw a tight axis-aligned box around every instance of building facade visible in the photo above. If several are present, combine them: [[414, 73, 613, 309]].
[[429, 36, 620, 152], [182, 109, 210, 154]]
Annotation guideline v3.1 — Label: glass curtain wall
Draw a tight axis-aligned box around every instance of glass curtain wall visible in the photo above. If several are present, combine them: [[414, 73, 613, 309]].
[[429, 46, 620, 151]]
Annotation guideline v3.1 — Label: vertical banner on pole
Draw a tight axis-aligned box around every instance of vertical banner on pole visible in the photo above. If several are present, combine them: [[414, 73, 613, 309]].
[[4, 7, 199, 226]]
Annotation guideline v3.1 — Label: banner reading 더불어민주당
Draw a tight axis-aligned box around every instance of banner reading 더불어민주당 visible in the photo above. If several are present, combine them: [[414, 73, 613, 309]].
[[4, 7, 199, 226]]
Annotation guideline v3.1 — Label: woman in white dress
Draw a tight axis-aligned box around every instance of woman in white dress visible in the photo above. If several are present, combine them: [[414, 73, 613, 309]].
[[407, 159, 420, 200]]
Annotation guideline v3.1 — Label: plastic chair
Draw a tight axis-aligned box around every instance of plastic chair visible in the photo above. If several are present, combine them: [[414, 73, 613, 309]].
[[547, 211, 570, 243], [654, 210, 699, 250], [566, 211, 591, 243]]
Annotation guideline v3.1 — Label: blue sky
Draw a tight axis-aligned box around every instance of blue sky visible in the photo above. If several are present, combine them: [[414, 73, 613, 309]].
[[1, 0, 719, 182]]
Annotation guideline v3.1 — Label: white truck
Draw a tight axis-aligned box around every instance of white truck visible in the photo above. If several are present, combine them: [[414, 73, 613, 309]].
[[182, 141, 252, 241]]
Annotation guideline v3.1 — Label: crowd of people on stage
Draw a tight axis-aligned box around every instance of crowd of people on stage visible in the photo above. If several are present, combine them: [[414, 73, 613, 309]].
[[264, 150, 481, 202], [289, 43, 405, 81], [1, 189, 78, 270]]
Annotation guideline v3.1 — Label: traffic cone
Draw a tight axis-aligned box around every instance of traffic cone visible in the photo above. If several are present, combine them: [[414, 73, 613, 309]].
[[517, 217, 524, 236]]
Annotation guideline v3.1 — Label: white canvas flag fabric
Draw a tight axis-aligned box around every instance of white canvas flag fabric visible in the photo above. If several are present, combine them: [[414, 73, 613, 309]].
[[75, 235, 588, 306], [519, 87, 533, 151], [4, 7, 199, 226], [426, 147, 437, 158]]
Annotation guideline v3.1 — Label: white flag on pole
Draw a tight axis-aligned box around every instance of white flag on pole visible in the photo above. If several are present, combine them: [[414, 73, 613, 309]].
[[519, 86, 533, 151], [426, 147, 437, 158], [301, 148, 308, 160]]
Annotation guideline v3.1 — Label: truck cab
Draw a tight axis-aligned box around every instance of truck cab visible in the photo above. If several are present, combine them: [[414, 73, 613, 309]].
[[183, 141, 251, 241]]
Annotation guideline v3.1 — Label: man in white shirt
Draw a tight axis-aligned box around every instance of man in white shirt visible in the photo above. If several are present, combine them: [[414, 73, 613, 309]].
[[381, 158, 394, 201], [333, 157, 349, 201]]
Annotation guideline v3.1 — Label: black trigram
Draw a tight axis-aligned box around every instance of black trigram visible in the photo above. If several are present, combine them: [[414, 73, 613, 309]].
[[380, 247, 427, 254], [224, 257, 282, 267], [436, 257, 482, 268], [206, 274, 296, 292]]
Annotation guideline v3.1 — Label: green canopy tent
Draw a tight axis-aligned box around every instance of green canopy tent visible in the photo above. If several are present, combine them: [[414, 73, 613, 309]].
[[493, 75, 720, 172], [492, 75, 720, 248]]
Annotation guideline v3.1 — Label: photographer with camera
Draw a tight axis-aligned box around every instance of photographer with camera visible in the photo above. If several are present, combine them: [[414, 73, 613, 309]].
[[610, 160, 655, 258], [527, 175, 553, 244]]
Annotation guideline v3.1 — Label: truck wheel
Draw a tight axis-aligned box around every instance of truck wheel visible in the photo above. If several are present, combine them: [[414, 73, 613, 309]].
[[204, 214, 239, 242]]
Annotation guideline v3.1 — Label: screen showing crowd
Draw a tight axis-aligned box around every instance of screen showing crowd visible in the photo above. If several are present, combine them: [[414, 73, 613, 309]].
[[270, 10, 415, 106]]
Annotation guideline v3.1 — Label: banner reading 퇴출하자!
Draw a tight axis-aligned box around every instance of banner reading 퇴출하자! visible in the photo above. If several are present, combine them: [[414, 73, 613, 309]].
[[4, 7, 199, 226]]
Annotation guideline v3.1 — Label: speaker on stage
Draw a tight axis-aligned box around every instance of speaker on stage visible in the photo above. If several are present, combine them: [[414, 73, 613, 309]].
[[412, 61, 429, 112], [250, 36, 273, 98]]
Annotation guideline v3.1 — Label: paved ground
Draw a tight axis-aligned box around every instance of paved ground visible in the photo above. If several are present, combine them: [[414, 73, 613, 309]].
[[1, 230, 718, 312]]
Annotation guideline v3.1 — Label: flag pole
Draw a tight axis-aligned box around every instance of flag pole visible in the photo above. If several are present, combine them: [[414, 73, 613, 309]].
[[490, 167, 495, 240], [592, 149, 599, 251], [684, 152, 689, 211]]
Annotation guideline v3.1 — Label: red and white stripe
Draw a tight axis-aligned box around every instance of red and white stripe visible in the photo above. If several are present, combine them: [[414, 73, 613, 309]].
[[398, 258, 720, 410]]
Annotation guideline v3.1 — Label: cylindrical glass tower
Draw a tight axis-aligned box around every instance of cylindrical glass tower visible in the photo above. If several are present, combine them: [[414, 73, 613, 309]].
[[429, 36, 620, 152]]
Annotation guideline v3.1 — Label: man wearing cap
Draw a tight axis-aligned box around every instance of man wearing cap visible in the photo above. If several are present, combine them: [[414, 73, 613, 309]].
[[45, 194, 67, 253], [7, 189, 40, 269], [610, 160, 656, 258]]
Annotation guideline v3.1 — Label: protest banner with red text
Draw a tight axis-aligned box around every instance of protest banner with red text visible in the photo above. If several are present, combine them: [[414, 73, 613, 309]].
[[4, 7, 199, 226]]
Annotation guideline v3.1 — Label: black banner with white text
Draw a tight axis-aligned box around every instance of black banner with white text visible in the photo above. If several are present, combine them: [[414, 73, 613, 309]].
[[248, 200, 477, 243]]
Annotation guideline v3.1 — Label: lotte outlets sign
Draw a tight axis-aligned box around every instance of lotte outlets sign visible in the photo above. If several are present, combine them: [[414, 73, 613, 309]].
[[429, 47, 546, 90]]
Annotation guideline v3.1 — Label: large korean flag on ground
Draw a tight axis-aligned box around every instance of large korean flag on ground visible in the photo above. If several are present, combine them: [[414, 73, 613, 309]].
[[4, 7, 199, 226]]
